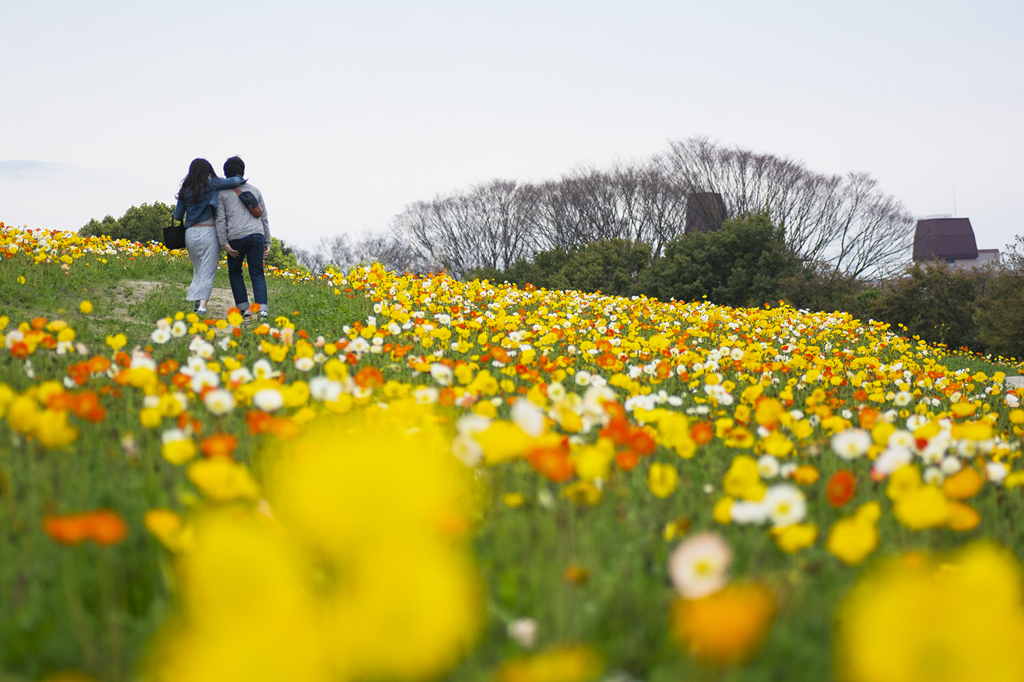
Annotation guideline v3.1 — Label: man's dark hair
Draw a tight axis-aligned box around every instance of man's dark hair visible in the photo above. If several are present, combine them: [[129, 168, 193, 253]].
[[224, 156, 245, 178]]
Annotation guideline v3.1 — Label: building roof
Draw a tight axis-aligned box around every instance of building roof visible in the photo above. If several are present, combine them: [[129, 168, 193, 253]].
[[913, 217, 979, 261]]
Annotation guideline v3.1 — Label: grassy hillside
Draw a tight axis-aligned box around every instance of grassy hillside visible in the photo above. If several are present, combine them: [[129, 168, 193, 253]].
[[1, 224, 1024, 682]]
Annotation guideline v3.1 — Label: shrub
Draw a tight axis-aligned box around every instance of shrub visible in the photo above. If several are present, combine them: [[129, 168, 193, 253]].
[[640, 214, 801, 307], [469, 240, 650, 297], [778, 262, 867, 315], [975, 237, 1024, 360], [864, 262, 993, 352]]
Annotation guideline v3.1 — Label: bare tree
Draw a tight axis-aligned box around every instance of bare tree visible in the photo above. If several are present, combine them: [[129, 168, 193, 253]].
[[352, 227, 425, 274], [397, 180, 539, 278], [660, 137, 914, 277]]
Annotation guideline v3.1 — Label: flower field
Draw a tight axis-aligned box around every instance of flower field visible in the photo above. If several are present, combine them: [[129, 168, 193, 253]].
[[2, 222, 1024, 682]]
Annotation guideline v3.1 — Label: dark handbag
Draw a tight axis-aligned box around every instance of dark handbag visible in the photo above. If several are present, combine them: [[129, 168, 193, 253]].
[[163, 217, 186, 250]]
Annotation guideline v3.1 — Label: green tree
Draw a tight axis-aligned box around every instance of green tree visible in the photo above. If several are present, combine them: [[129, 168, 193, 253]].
[[265, 237, 301, 271], [865, 262, 992, 352], [562, 240, 650, 296], [117, 202, 174, 242], [975, 237, 1024, 360], [78, 202, 174, 243], [640, 214, 801, 307], [79, 215, 120, 238], [778, 261, 867, 315]]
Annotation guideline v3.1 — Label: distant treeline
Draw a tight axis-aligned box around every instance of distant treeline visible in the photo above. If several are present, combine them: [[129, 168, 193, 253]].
[[470, 215, 1024, 362], [392, 137, 916, 281]]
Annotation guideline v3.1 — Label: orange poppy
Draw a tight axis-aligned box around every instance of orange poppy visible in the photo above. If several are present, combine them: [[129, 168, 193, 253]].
[[354, 366, 384, 389], [86, 356, 111, 373], [157, 359, 179, 375], [600, 415, 632, 446], [88, 510, 129, 546], [44, 509, 127, 546], [616, 450, 640, 471], [200, 433, 239, 459], [690, 421, 714, 445], [629, 428, 657, 456], [44, 514, 92, 545], [826, 470, 857, 508], [526, 441, 574, 483]]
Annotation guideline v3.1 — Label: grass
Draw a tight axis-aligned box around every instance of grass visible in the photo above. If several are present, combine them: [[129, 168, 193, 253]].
[[0, 251, 372, 681], [1, 245, 1022, 681]]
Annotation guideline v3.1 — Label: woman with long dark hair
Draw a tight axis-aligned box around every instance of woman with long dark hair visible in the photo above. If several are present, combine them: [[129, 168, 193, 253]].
[[171, 158, 245, 314]]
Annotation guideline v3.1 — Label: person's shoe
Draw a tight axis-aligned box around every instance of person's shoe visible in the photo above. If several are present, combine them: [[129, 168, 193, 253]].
[[241, 310, 253, 322], [196, 307, 207, 316], [258, 310, 269, 320], [193, 301, 200, 313]]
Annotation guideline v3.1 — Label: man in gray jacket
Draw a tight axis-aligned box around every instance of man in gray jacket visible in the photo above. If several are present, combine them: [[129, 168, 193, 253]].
[[216, 156, 271, 320]]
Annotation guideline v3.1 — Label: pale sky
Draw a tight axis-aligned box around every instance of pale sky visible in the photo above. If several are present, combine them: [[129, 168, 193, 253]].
[[2, 1, 1021, 255]]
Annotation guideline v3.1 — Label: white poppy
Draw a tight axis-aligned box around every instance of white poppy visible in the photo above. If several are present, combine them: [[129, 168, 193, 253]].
[[668, 531, 734, 599], [831, 429, 872, 460], [203, 389, 236, 416], [253, 388, 284, 412]]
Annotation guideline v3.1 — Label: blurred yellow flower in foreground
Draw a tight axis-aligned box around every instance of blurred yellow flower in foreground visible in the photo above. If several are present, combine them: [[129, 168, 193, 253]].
[[836, 542, 1024, 682], [186, 458, 261, 503], [495, 645, 603, 682], [826, 501, 881, 566], [147, 401, 482, 682], [772, 522, 817, 554], [647, 462, 679, 498]]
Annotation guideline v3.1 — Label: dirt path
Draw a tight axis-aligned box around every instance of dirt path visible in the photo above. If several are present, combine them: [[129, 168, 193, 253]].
[[110, 280, 235, 321]]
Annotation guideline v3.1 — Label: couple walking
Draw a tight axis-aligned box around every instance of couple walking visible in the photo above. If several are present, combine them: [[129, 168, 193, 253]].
[[172, 155, 270, 320]]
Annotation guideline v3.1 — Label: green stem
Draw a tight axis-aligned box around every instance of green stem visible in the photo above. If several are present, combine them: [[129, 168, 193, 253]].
[[60, 550, 99, 673], [98, 549, 125, 682]]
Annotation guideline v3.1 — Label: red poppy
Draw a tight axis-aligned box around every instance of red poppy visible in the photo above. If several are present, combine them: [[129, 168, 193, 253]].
[[826, 470, 857, 508]]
